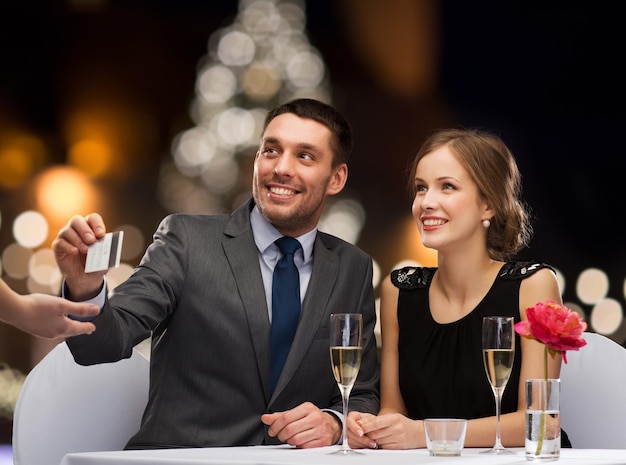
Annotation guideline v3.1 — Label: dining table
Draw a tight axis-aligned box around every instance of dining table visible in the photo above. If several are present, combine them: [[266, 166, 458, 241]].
[[59, 444, 626, 465]]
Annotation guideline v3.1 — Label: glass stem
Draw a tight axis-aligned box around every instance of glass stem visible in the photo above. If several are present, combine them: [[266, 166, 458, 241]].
[[341, 390, 350, 450], [494, 387, 503, 448]]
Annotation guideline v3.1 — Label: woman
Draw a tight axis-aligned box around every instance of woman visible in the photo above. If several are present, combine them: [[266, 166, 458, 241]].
[[349, 128, 566, 449]]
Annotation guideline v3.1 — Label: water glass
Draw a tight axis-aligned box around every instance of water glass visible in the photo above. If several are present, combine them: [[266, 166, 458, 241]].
[[424, 418, 468, 456], [525, 378, 560, 461]]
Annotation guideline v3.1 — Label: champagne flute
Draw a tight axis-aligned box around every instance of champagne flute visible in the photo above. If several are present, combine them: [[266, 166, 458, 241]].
[[329, 313, 363, 455], [481, 316, 516, 455]]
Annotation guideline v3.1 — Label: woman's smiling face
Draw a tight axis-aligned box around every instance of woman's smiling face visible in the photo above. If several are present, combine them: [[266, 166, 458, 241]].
[[412, 144, 490, 252]]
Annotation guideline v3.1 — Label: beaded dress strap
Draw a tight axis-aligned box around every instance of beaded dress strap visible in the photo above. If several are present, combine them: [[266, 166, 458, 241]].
[[390, 261, 554, 290], [391, 267, 436, 290], [498, 261, 555, 280]]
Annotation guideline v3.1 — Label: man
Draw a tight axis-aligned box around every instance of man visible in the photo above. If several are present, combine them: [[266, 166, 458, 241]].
[[53, 98, 379, 449], [0, 279, 98, 338]]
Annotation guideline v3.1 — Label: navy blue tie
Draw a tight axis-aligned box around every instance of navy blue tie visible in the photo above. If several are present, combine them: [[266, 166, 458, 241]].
[[270, 236, 302, 393]]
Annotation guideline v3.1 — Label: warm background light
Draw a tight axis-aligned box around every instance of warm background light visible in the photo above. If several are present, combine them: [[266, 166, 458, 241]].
[[393, 215, 438, 269], [0, 133, 47, 190], [32, 166, 100, 236], [68, 139, 113, 178]]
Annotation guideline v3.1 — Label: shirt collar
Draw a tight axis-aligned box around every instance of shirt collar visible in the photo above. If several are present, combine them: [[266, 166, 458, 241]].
[[250, 205, 316, 263]]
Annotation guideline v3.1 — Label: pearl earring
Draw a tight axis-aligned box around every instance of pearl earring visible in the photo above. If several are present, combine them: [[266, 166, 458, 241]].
[[482, 219, 491, 228]]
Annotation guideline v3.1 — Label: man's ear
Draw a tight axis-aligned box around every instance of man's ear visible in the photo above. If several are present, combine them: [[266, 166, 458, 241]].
[[326, 164, 348, 196]]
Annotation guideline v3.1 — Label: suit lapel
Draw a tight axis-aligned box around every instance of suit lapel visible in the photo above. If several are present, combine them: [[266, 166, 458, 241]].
[[222, 200, 273, 399]]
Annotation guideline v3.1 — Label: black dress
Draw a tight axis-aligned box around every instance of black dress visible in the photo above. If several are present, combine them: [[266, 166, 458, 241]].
[[390, 260, 572, 447]]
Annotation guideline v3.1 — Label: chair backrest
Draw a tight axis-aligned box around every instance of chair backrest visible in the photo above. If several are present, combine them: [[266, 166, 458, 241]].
[[560, 331, 626, 449], [12, 341, 150, 465]]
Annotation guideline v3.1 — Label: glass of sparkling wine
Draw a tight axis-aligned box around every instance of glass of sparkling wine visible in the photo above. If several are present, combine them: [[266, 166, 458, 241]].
[[481, 316, 516, 455], [329, 313, 363, 455]]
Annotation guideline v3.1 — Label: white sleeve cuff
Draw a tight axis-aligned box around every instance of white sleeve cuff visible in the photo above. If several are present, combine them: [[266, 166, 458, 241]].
[[62, 277, 106, 321]]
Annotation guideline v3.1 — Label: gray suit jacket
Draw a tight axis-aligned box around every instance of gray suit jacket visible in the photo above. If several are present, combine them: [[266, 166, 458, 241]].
[[67, 199, 380, 449]]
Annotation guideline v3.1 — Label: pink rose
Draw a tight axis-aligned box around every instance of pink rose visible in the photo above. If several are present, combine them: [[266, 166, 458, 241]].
[[514, 300, 587, 363]]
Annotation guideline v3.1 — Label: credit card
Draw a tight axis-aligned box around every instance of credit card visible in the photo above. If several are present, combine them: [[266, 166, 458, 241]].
[[84, 231, 124, 273]]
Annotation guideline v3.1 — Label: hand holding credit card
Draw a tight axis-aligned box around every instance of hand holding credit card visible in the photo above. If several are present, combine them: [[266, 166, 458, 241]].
[[85, 231, 124, 273]]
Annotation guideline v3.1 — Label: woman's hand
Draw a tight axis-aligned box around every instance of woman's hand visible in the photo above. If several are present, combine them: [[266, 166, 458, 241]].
[[346, 412, 379, 449], [356, 412, 425, 450]]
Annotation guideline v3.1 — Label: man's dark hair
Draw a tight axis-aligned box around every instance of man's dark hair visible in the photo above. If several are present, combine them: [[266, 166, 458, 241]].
[[263, 98, 352, 167]]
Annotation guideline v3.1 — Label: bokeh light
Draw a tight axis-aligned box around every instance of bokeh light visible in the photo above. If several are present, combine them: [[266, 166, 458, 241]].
[[217, 30, 256, 66], [62, 104, 142, 182], [590, 298, 624, 335], [2, 244, 33, 279], [319, 199, 365, 244], [27, 248, 62, 294], [33, 166, 99, 224], [213, 107, 257, 148], [13, 211, 49, 249], [286, 50, 325, 88], [197, 65, 238, 104], [0, 133, 46, 189], [576, 268, 609, 305], [242, 62, 282, 101], [68, 138, 113, 178], [172, 127, 218, 177]]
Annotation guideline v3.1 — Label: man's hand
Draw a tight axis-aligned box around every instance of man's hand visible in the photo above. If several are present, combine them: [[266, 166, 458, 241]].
[[52, 213, 108, 300], [261, 402, 341, 448]]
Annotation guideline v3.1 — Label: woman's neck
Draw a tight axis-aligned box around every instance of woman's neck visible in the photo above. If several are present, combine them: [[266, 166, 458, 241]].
[[430, 252, 503, 320]]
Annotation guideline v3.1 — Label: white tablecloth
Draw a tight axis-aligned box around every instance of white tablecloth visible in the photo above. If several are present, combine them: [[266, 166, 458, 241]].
[[59, 445, 626, 465]]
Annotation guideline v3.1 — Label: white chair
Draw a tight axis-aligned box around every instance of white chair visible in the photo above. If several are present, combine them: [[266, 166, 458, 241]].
[[560, 331, 626, 449], [12, 341, 150, 465]]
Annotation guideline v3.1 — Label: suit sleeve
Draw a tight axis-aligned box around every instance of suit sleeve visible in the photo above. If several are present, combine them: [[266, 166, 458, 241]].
[[67, 214, 187, 365]]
